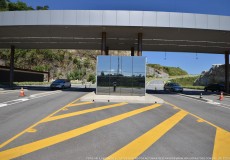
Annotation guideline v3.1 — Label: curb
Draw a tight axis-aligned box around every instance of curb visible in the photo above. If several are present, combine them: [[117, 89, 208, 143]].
[[80, 92, 164, 104], [178, 93, 213, 103]]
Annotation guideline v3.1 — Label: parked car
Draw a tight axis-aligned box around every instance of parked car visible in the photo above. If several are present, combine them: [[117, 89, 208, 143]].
[[164, 83, 183, 92], [50, 79, 71, 89], [204, 84, 225, 92]]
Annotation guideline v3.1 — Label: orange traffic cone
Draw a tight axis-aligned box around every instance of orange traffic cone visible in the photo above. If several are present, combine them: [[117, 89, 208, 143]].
[[19, 87, 25, 97], [219, 92, 224, 101]]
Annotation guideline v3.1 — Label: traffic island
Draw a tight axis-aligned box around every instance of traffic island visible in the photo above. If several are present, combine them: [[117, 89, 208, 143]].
[[80, 92, 164, 104]]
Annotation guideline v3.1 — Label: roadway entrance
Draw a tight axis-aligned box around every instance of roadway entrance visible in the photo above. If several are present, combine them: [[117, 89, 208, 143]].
[[0, 10, 229, 92]]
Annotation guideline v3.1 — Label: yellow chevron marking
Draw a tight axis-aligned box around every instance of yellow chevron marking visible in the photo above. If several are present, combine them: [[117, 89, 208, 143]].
[[0, 104, 161, 160], [105, 110, 187, 160]]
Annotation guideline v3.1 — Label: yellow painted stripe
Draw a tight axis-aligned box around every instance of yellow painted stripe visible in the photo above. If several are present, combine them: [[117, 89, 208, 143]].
[[105, 110, 187, 160], [165, 101, 222, 130], [67, 101, 93, 107], [165, 101, 230, 158], [43, 102, 128, 123], [0, 104, 161, 160], [212, 128, 230, 158], [0, 97, 82, 149]]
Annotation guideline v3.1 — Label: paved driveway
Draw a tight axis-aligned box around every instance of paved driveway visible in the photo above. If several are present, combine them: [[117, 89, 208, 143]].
[[0, 89, 229, 160]]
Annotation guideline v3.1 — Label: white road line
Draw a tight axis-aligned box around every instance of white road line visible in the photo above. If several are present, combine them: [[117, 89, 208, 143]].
[[216, 105, 230, 109], [0, 104, 7, 108], [176, 94, 230, 110], [0, 90, 25, 94], [18, 98, 29, 101], [206, 101, 221, 105], [29, 90, 61, 98], [0, 91, 62, 108]]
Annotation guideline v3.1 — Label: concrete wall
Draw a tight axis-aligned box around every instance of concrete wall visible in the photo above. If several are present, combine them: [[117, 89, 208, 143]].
[[0, 10, 230, 31], [0, 70, 44, 82]]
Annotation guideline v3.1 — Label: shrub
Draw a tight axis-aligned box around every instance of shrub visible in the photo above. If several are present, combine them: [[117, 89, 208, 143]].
[[87, 74, 96, 83]]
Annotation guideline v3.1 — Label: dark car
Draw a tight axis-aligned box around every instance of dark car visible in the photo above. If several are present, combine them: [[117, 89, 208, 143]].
[[50, 79, 71, 89], [164, 83, 183, 92], [204, 84, 225, 92]]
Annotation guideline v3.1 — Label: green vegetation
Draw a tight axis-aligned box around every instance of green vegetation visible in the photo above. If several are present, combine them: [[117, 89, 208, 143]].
[[0, 0, 48, 11], [169, 76, 203, 90], [147, 64, 188, 76], [87, 74, 96, 83], [170, 76, 199, 86], [0, 49, 98, 82]]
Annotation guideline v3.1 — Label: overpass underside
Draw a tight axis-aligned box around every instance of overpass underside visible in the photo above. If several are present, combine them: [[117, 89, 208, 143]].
[[0, 10, 229, 92], [0, 26, 230, 54]]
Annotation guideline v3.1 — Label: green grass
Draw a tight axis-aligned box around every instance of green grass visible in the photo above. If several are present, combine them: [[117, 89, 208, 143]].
[[146, 75, 198, 83], [169, 76, 205, 90], [170, 76, 200, 86], [147, 64, 188, 76]]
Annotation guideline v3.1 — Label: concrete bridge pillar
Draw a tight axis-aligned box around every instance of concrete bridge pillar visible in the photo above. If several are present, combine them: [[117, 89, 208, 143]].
[[101, 32, 106, 55], [131, 47, 134, 56], [137, 33, 142, 56], [105, 47, 109, 55], [9, 45, 15, 88], [225, 51, 229, 93]]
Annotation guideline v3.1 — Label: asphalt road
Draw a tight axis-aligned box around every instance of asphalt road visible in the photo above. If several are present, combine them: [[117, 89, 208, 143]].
[[0, 86, 229, 160]]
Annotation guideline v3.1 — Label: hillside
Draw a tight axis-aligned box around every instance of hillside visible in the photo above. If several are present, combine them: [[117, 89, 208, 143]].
[[1, 48, 190, 82], [0, 49, 131, 82], [194, 64, 230, 86], [147, 64, 188, 77], [0, 49, 98, 82]]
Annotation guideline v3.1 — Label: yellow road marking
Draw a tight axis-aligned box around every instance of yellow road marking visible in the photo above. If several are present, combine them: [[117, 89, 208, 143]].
[[43, 102, 128, 123], [173, 106, 179, 110], [165, 101, 230, 159], [67, 101, 93, 107], [62, 108, 68, 111], [212, 128, 230, 158], [27, 129, 37, 133], [0, 97, 82, 149], [196, 119, 204, 123], [165, 101, 223, 130], [0, 104, 161, 160], [105, 110, 187, 160]]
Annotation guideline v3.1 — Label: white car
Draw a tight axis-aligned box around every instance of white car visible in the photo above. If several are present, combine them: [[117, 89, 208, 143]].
[[50, 79, 71, 89]]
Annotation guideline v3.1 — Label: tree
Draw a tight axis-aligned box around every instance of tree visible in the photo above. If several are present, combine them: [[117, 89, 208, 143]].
[[36, 5, 49, 10], [1, 0, 49, 11], [0, 0, 8, 11], [83, 59, 90, 68], [8, 1, 34, 11], [87, 74, 96, 83]]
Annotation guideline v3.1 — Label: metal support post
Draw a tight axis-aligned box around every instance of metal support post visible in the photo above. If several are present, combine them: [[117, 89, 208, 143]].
[[48, 72, 50, 82], [137, 33, 142, 56], [225, 51, 229, 93], [131, 47, 134, 56], [101, 32, 106, 55], [105, 47, 109, 55], [9, 45, 15, 88]]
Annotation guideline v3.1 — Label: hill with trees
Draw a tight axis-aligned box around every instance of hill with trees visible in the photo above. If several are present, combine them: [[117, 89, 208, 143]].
[[0, 49, 100, 83], [147, 64, 188, 76]]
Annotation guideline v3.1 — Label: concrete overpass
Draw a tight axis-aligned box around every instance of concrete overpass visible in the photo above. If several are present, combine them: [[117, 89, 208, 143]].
[[0, 10, 229, 91]]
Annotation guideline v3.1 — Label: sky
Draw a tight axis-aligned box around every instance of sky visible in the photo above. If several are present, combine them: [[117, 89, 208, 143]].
[[11, 0, 230, 74]]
